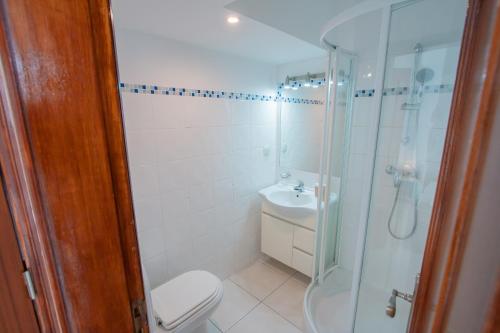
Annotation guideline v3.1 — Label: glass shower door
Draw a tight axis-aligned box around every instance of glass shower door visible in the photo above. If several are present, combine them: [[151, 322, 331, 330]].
[[315, 47, 355, 283], [353, 0, 467, 331]]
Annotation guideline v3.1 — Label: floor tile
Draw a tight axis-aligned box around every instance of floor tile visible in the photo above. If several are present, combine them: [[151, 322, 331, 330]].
[[264, 276, 308, 331], [227, 303, 302, 333], [210, 280, 259, 332], [230, 259, 292, 300]]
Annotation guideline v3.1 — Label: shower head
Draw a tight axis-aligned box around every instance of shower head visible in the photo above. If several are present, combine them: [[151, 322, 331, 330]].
[[415, 68, 434, 84]]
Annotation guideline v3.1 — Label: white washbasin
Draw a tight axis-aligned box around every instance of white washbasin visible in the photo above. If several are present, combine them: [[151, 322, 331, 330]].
[[259, 184, 336, 220], [267, 190, 314, 207]]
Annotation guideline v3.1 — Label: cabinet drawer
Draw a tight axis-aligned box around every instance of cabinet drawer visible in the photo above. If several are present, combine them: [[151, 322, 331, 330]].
[[261, 214, 293, 265], [293, 226, 314, 255], [292, 248, 313, 277]]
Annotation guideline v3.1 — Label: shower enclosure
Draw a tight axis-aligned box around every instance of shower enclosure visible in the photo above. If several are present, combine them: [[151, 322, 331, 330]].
[[305, 0, 467, 332]]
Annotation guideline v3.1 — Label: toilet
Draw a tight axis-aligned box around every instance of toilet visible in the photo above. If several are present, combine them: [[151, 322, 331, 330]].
[[143, 268, 223, 333]]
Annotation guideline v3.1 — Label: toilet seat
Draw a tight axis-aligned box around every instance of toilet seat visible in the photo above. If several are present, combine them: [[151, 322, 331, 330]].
[[151, 270, 223, 332]]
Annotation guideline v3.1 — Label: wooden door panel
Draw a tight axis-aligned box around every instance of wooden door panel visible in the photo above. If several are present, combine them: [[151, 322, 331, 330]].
[[0, 0, 146, 332]]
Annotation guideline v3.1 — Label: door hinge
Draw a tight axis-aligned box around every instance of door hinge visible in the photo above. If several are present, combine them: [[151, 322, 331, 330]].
[[131, 299, 148, 333], [22, 270, 36, 300]]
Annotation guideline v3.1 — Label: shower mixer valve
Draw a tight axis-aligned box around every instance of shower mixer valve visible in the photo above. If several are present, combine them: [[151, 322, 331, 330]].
[[385, 164, 417, 186], [385, 288, 414, 318]]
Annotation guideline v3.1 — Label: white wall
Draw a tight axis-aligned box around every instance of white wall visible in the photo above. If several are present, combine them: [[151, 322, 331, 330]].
[[115, 29, 278, 287], [116, 29, 277, 96]]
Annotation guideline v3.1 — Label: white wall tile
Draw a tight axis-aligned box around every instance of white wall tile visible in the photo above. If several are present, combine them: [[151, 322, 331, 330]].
[[158, 159, 191, 192], [209, 127, 231, 154], [156, 129, 190, 163], [121, 93, 154, 130], [118, 33, 279, 285], [213, 179, 234, 205], [160, 188, 190, 218], [188, 182, 215, 212], [231, 100, 252, 125], [129, 164, 160, 198], [138, 227, 165, 260], [350, 126, 370, 154], [212, 154, 233, 181], [151, 94, 189, 129], [134, 196, 162, 232], [231, 125, 252, 151], [190, 208, 216, 239], [184, 127, 212, 157], [143, 253, 168, 289], [125, 130, 157, 166]]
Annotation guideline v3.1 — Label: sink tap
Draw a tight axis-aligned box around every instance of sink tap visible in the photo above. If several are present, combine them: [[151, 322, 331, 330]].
[[280, 171, 291, 179], [294, 180, 304, 193]]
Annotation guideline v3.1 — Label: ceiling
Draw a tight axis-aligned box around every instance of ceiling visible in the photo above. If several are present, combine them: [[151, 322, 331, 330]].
[[111, 0, 327, 65], [226, 0, 362, 47], [111, 0, 467, 64]]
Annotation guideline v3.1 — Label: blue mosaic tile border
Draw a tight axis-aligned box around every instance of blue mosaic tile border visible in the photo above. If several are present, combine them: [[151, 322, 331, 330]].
[[354, 89, 375, 97], [119, 82, 453, 104], [119, 83, 324, 105], [354, 84, 454, 98], [277, 78, 327, 90]]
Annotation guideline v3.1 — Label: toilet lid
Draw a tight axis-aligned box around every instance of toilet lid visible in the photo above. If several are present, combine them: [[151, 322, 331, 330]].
[[151, 270, 221, 330]]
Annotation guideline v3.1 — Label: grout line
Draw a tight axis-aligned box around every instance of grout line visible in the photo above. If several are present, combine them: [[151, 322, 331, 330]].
[[221, 259, 307, 332], [261, 271, 295, 303], [264, 303, 305, 332], [228, 261, 294, 302], [223, 299, 261, 332]]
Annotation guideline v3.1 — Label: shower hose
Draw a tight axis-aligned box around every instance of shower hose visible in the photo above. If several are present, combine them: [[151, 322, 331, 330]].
[[387, 183, 418, 240]]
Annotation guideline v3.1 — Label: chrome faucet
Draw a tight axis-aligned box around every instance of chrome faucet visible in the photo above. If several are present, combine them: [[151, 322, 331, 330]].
[[294, 180, 304, 193], [280, 171, 291, 179]]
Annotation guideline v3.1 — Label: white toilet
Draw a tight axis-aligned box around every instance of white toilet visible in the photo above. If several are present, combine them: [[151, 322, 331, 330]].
[[143, 268, 223, 333]]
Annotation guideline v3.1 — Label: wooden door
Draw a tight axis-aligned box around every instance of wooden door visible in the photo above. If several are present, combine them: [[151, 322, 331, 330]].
[[0, 172, 40, 332], [0, 0, 147, 332]]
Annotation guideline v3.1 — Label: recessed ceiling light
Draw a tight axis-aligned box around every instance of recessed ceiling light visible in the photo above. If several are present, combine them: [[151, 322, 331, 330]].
[[227, 16, 240, 24]]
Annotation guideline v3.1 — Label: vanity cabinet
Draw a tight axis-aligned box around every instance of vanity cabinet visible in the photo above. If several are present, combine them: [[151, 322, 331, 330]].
[[261, 214, 294, 265], [261, 211, 315, 277]]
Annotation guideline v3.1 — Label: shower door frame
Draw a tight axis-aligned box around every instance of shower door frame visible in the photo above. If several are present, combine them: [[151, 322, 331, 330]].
[[314, 45, 357, 285]]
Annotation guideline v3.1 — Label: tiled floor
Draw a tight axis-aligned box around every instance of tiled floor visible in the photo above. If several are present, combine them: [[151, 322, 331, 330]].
[[209, 258, 310, 333]]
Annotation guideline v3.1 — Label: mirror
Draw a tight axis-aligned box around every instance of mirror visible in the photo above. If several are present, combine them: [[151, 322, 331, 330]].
[[279, 78, 326, 174]]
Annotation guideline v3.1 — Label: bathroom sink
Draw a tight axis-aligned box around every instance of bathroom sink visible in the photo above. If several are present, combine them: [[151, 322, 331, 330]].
[[267, 190, 314, 207], [259, 184, 336, 220]]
